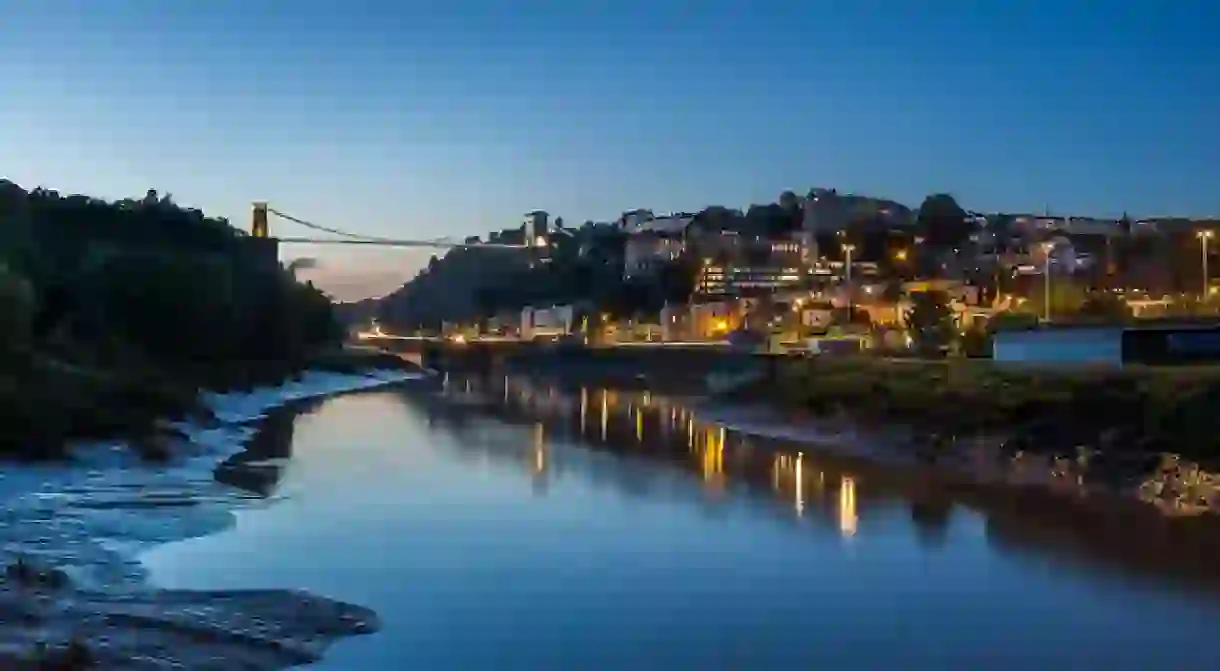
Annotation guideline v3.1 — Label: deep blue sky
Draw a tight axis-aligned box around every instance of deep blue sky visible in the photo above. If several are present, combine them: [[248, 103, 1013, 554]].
[[3, 1, 1218, 298]]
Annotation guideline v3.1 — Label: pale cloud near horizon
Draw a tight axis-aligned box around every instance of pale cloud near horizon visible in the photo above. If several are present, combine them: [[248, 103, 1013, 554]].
[[298, 267, 415, 302], [287, 247, 432, 302]]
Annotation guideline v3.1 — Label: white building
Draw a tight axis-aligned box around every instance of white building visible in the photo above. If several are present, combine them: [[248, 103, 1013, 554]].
[[523, 211, 549, 244], [521, 304, 575, 340]]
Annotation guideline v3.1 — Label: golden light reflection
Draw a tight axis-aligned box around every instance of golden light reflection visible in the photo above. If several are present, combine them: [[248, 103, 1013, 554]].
[[600, 391, 609, 441], [533, 422, 546, 475], [579, 387, 588, 434], [795, 452, 804, 516], [700, 427, 725, 491], [839, 476, 858, 537], [482, 376, 882, 529], [773, 452, 832, 520]]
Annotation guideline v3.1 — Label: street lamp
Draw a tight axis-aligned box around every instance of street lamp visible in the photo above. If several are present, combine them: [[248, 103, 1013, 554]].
[[1197, 230, 1214, 298], [842, 243, 856, 316], [842, 243, 856, 285], [1041, 241, 1055, 322]]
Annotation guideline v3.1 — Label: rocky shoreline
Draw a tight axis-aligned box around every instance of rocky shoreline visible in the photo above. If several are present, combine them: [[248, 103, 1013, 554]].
[[0, 368, 420, 669]]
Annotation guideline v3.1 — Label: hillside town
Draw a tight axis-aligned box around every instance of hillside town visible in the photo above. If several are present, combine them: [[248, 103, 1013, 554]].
[[367, 187, 1220, 356]]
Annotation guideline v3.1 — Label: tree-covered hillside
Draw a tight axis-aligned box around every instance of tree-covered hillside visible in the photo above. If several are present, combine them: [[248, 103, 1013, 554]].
[[0, 179, 345, 457]]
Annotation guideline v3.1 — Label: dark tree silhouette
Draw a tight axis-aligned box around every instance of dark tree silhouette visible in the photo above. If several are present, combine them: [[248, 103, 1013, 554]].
[[916, 193, 972, 249], [0, 178, 341, 364]]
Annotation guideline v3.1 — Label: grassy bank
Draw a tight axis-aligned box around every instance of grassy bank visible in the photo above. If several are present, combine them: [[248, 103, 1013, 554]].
[[734, 357, 1220, 462], [0, 346, 417, 461]]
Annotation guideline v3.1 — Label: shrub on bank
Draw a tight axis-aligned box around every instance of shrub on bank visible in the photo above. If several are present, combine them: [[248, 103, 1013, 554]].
[[748, 357, 1220, 459], [0, 354, 203, 459]]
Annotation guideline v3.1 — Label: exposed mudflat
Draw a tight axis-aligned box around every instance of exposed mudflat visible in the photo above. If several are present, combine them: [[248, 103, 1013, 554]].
[[0, 579, 379, 669], [0, 369, 420, 669]]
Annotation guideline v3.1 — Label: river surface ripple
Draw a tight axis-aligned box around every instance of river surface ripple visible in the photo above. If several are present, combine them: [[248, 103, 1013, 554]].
[[144, 375, 1220, 671]]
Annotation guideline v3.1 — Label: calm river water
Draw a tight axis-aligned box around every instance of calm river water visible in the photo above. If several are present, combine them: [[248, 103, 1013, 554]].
[[143, 375, 1220, 670]]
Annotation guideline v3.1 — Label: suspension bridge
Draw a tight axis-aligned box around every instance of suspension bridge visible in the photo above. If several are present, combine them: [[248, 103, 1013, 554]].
[[248, 202, 543, 251]]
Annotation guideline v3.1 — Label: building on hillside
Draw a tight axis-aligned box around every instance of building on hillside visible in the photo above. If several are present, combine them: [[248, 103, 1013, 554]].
[[523, 211, 549, 244], [1009, 235, 1096, 277], [521, 304, 575, 340], [621, 214, 694, 280], [619, 209, 655, 230], [688, 300, 742, 339], [695, 262, 804, 298], [901, 279, 980, 305]]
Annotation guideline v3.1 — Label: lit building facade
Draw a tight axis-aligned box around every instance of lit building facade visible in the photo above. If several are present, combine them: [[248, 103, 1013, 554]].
[[695, 263, 805, 297], [523, 210, 549, 244]]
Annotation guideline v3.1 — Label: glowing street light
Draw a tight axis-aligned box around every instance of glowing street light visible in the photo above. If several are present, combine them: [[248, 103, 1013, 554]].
[[842, 243, 856, 285], [1041, 241, 1055, 322]]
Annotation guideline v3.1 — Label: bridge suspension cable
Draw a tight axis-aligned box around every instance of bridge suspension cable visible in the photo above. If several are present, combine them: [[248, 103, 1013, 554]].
[[254, 203, 536, 250], [267, 207, 452, 245]]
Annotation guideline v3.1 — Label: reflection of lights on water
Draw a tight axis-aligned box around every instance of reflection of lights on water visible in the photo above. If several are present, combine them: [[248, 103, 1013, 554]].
[[533, 422, 547, 475], [579, 387, 588, 433], [600, 391, 609, 441], [839, 476, 858, 537], [534, 447, 546, 475], [795, 452, 804, 516], [773, 452, 831, 520], [702, 436, 724, 483], [635, 409, 643, 443]]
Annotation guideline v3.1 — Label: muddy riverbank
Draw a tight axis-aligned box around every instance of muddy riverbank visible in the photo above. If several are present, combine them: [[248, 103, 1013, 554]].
[[0, 369, 418, 669]]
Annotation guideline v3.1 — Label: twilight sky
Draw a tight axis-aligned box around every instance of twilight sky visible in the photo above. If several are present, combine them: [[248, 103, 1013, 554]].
[[3, 0, 1218, 300]]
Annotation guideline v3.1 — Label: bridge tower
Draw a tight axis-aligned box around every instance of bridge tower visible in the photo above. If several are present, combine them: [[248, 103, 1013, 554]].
[[251, 202, 270, 238]]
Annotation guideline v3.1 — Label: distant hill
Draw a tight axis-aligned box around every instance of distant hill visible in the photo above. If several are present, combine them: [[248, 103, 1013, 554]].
[[363, 245, 532, 330]]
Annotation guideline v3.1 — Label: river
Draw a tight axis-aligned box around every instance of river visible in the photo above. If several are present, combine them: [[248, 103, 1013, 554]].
[[143, 375, 1220, 670]]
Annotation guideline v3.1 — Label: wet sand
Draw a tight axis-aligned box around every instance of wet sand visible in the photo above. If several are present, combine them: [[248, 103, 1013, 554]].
[[0, 369, 418, 669]]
